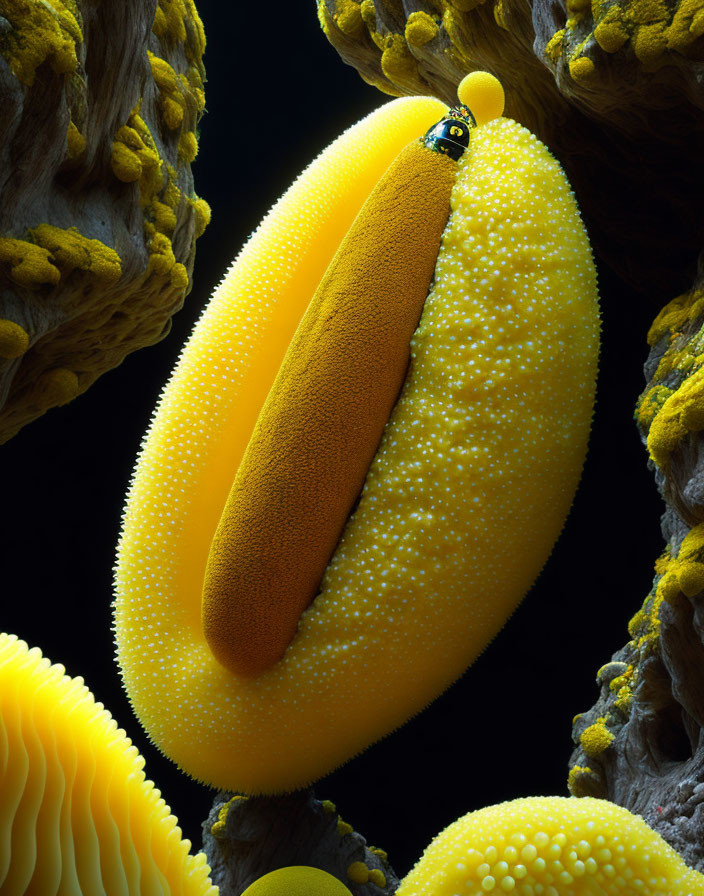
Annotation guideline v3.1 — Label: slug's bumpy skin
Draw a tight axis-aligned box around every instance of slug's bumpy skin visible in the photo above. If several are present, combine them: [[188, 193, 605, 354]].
[[115, 79, 599, 794], [202, 136, 457, 678], [397, 797, 704, 895], [0, 633, 216, 896]]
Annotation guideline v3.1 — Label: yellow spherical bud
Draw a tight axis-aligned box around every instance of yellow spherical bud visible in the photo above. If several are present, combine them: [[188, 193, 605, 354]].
[[457, 71, 505, 124], [241, 866, 352, 896]]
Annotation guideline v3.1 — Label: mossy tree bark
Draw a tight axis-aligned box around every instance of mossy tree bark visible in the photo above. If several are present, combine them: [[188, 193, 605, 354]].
[[0, 0, 209, 441], [203, 790, 399, 895]]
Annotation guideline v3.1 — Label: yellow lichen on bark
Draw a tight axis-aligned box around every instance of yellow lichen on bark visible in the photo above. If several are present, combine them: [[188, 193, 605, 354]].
[[647, 366, 704, 468], [0, 0, 81, 86], [0, 0, 210, 441]]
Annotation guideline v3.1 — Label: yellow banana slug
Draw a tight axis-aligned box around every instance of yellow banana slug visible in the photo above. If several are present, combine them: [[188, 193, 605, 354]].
[[397, 796, 704, 895], [115, 74, 600, 794], [203, 139, 457, 678], [0, 633, 216, 896]]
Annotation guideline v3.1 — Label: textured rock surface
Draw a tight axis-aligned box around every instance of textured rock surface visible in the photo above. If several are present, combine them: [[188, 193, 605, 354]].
[[203, 791, 398, 896], [568, 285, 704, 872], [0, 0, 210, 442]]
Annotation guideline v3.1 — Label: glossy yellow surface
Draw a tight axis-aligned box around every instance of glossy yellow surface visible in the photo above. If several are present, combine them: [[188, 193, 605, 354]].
[[241, 866, 352, 896]]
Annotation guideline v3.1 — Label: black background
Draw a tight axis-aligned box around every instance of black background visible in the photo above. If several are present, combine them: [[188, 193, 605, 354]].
[[1, 2, 668, 879]]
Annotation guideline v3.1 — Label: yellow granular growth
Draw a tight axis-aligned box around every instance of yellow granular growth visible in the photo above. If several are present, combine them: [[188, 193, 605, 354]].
[[405, 11, 439, 45], [0, 0, 80, 86], [580, 718, 615, 756], [0, 633, 216, 896], [115, 104, 597, 795], [0, 320, 29, 359], [398, 796, 703, 895], [648, 365, 704, 467]]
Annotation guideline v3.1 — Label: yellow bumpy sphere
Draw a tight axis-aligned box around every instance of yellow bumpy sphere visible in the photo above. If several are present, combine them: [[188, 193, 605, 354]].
[[115, 82, 599, 793], [398, 796, 704, 895], [0, 633, 216, 896], [457, 72, 505, 125], [241, 866, 353, 896]]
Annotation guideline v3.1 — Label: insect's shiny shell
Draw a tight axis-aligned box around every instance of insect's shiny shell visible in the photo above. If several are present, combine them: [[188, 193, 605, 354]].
[[424, 109, 474, 161]]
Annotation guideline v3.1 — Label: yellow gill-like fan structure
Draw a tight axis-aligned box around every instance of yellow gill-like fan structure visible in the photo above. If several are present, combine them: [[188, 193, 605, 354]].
[[397, 796, 704, 895], [115, 73, 600, 794], [0, 632, 216, 896]]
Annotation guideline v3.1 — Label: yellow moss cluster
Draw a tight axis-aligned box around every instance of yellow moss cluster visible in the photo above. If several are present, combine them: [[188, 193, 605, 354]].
[[609, 664, 635, 713], [111, 113, 162, 184], [346, 860, 386, 887], [568, 54, 596, 79], [31, 223, 121, 280], [580, 716, 615, 757], [0, 236, 62, 288], [66, 118, 85, 159], [108, 1, 209, 293], [0, 224, 122, 386], [405, 11, 439, 47], [153, 0, 206, 61], [567, 546, 684, 792], [337, 818, 354, 837], [648, 287, 704, 346], [543, 0, 704, 79], [210, 794, 248, 839], [647, 366, 704, 467], [568, 528, 704, 793], [544, 28, 566, 63], [0, 319, 29, 359], [110, 106, 197, 295], [317, 0, 565, 133], [329, 0, 365, 35], [598, 0, 704, 61], [611, 557, 671, 696], [152, 0, 206, 166], [656, 524, 704, 598], [0, 224, 121, 290], [567, 763, 602, 797], [147, 49, 205, 159], [0, 0, 82, 86], [318, 0, 452, 96], [635, 289, 704, 470], [35, 366, 79, 406], [379, 32, 422, 91]]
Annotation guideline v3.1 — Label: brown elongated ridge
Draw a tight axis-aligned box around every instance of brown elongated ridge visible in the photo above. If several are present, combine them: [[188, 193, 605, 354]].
[[202, 138, 457, 678]]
